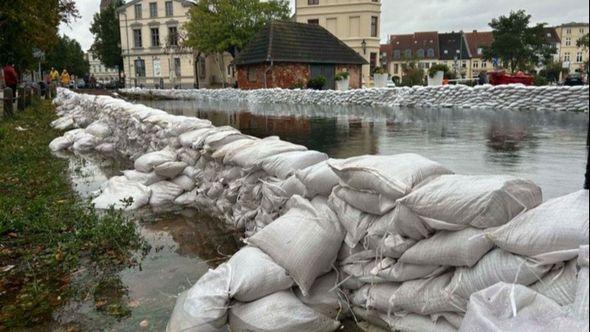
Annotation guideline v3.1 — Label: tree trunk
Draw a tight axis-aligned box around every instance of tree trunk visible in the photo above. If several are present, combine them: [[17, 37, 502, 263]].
[[217, 53, 225, 88]]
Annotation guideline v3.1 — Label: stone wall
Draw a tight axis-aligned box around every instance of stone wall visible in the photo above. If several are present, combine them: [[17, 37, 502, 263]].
[[121, 84, 590, 112], [237, 63, 311, 90]]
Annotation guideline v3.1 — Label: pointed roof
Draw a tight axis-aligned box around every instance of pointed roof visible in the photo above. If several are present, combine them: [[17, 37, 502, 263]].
[[464, 30, 494, 58], [439, 32, 470, 60], [234, 21, 368, 65]]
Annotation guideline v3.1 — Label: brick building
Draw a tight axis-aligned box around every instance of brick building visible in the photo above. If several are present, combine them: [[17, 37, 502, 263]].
[[234, 21, 367, 90]]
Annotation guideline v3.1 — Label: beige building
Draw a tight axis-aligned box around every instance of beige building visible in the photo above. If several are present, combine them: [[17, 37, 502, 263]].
[[294, 0, 381, 85], [555, 22, 589, 74], [118, 0, 233, 89], [85, 51, 119, 84]]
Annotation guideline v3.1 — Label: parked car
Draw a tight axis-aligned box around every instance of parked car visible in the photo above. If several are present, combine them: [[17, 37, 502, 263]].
[[563, 74, 584, 86]]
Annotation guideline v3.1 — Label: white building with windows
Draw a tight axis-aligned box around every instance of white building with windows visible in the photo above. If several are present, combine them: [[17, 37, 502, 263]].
[[117, 0, 233, 89], [85, 51, 119, 84], [556, 22, 589, 75]]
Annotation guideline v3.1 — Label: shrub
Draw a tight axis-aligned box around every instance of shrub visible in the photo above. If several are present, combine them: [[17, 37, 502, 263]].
[[335, 72, 350, 81], [428, 64, 450, 78], [290, 80, 306, 89], [533, 75, 549, 86], [372, 67, 387, 75], [307, 76, 327, 90]]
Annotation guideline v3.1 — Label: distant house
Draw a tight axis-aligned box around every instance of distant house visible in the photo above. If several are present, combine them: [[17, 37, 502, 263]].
[[438, 32, 470, 78], [234, 21, 368, 90], [464, 30, 495, 78], [384, 32, 440, 82]]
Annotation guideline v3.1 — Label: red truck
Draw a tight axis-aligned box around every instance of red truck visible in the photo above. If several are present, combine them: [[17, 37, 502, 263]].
[[488, 71, 534, 86]]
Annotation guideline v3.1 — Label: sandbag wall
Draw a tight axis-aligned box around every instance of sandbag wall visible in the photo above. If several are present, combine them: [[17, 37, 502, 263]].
[[120, 84, 590, 112], [49, 89, 589, 331]]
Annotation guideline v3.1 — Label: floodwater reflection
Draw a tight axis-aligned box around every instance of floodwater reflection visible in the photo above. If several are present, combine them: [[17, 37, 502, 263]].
[[144, 99, 589, 200]]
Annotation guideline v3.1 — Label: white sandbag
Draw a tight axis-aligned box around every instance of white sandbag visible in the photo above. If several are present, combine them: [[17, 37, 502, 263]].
[[51, 116, 74, 130], [178, 128, 216, 147], [399, 228, 494, 267], [364, 233, 416, 259], [341, 259, 388, 284], [328, 153, 453, 200], [192, 126, 238, 150], [123, 170, 162, 186], [296, 159, 341, 198], [390, 272, 457, 315], [246, 196, 345, 296], [154, 161, 187, 179], [211, 138, 257, 160], [149, 181, 184, 206], [384, 313, 458, 332], [202, 131, 245, 152], [328, 194, 376, 248], [174, 189, 198, 206], [351, 283, 400, 313], [487, 190, 589, 264], [227, 246, 294, 302], [85, 121, 111, 138], [92, 176, 151, 210], [227, 137, 307, 168], [261, 150, 328, 179], [371, 257, 447, 282], [134, 149, 176, 172], [395, 175, 542, 232], [445, 249, 551, 308], [166, 118, 211, 137], [167, 264, 230, 332], [370, 206, 432, 241], [49, 136, 72, 151], [295, 272, 344, 318], [72, 133, 97, 152], [183, 166, 203, 181], [171, 175, 195, 192], [95, 143, 115, 153], [177, 148, 200, 166], [332, 185, 396, 215], [260, 176, 307, 212], [530, 259, 577, 306], [572, 245, 589, 322], [459, 282, 585, 332], [228, 291, 340, 332]]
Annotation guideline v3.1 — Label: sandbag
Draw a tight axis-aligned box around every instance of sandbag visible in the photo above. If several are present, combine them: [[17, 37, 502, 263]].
[[371, 258, 447, 282], [364, 233, 416, 259], [85, 121, 111, 138], [572, 245, 589, 322], [332, 185, 396, 215], [72, 132, 97, 152], [370, 206, 432, 241], [92, 176, 151, 210], [212, 138, 257, 160], [226, 137, 307, 168], [341, 259, 388, 284], [445, 249, 551, 309], [174, 189, 198, 206], [383, 313, 458, 332], [487, 190, 589, 264], [228, 291, 340, 332], [351, 283, 400, 313], [49, 136, 72, 151], [149, 181, 183, 206], [328, 194, 376, 248], [202, 131, 245, 153], [399, 227, 494, 267], [227, 246, 294, 302], [261, 150, 328, 179], [295, 160, 341, 198], [123, 170, 162, 186], [328, 154, 453, 200], [134, 149, 176, 172], [171, 175, 196, 191], [167, 264, 230, 332], [177, 127, 216, 147], [395, 175, 542, 232], [246, 196, 345, 296], [530, 259, 577, 306], [459, 282, 585, 332], [390, 272, 458, 315], [295, 272, 344, 319], [95, 143, 114, 153], [166, 118, 212, 137], [154, 161, 187, 179]]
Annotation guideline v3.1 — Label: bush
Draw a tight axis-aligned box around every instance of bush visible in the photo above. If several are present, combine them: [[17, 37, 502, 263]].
[[307, 76, 327, 90], [533, 75, 549, 86], [290, 80, 306, 89], [372, 67, 387, 75], [335, 72, 350, 81], [428, 64, 450, 78]]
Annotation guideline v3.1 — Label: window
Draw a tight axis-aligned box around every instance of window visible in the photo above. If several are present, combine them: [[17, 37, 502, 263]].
[[151, 28, 160, 47], [134, 58, 146, 77], [576, 52, 583, 63], [566, 28, 571, 34], [174, 58, 181, 78], [149, 2, 157, 18], [404, 49, 412, 58], [425, 62, 430, 69], [427, 48, 434, 57], [247, 67, 257, 82], [371, 16, 378, 37], [564, 52, 571, 62], [308, 0, 319, 4], [370, 52, 377, 73], [443, 49, 448, 54], [482, 60, 487, 68], [477, 47, 483, 55], [307, 19, 319, 25], [417, 49, 425, 58], [133, 29, 142, 48], [566, 37, 571, 46], [462, 61, 467, 68], [393, 50, 400, 59], [579, 28, 585, 34], [134, 4, 142, 19], [165, 1, 173, 16], [473, 61, 479, 68], [168, 27, 178, 46]]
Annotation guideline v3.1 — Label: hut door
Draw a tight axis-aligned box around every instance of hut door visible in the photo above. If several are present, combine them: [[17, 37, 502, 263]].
[[311, 64, 335, 90]]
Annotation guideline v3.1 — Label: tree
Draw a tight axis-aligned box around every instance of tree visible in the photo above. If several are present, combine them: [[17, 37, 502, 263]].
[[539, 61, 565, 83], [44, 35, 89, 77], [90, 1, 125, 73], [0, 0, 79, 72], [577, 33, 589, 73], [483, 10, 555, 73], [400, 61, 424, 87]]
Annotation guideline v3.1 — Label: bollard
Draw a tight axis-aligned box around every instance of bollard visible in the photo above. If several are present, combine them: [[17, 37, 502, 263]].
[[24, 86, 32, 107], [17, 87, 25, 111], [3, 87, 14, 117]]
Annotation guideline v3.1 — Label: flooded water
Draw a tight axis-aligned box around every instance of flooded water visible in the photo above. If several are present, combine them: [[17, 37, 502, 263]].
[[143, 99, 589, 200]]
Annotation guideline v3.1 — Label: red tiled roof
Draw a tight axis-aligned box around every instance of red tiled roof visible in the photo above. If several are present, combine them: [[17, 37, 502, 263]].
[[543, 27, 561, 44], [388, 32, 439, 60], [464, 31, 494, 58]]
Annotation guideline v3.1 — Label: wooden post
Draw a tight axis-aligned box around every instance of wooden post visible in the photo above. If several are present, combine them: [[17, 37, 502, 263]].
[[3, 87, 14, 117], [17, 87, 25, 111]]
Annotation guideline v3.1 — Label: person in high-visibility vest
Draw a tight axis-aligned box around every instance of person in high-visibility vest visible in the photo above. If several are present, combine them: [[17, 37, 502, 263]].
[[60, 69, 70, 87], [49, 67, 59, 83]]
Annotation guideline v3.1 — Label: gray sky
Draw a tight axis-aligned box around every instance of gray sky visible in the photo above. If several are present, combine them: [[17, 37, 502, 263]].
[[60, 0, 589, 51]]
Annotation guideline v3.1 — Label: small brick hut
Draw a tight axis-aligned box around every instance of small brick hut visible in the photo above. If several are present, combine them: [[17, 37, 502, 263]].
[[234, 21, 368, 90]]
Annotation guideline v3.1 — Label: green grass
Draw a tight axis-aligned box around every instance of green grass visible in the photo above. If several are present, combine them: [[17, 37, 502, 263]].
[[0, 100, 145, 328]]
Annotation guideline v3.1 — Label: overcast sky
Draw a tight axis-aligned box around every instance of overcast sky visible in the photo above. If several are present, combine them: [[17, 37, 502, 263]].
[[60, 0, 589, 51]]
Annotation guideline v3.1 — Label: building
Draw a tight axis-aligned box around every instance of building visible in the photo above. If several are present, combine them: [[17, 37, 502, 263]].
[[117, 0, 233, 89], [555, 22, 589, 74], [85, 51, 119, 84], [383, 32, 439, 82], [463, 30, 494, 78], [234, 21, 367, 90], [294, 0, 381, 85], [438, 32, 471, 78]]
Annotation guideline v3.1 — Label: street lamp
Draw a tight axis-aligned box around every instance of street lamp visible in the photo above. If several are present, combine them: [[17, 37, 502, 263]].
[[361, 39, 367, 55]]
